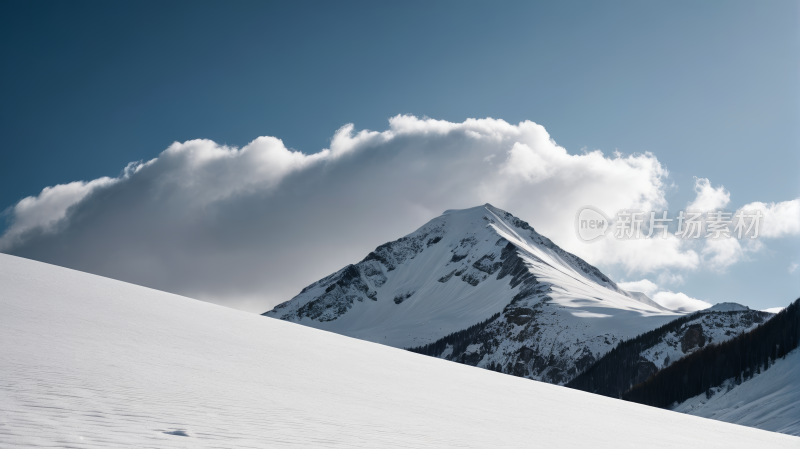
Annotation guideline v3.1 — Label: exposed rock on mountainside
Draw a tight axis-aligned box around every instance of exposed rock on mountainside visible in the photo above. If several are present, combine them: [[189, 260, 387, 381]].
[[624, 299, 800, 439], [264, 204, 680, 385], [567, 307, 775, 397], [681, 324, 706, 353]]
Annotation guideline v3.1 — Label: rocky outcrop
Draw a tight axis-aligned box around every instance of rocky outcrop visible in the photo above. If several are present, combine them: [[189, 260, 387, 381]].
[[567, 309, 776, 398], [266, 204, 670, 387], [681, 324, 706, 353], [267, 222, 446, 322], [632, 359, 658, 385]]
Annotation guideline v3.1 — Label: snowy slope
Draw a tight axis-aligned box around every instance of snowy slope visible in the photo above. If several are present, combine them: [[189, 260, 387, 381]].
[[266, 204, 682, 384], [627, 291, 671, 312], [674, 348, 800, 436], [1, 253, 797, 448]]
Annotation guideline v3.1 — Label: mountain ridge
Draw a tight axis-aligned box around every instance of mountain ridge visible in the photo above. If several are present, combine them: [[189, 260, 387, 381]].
[[264, 204, 681, 384], [566, 306, 775, 397]]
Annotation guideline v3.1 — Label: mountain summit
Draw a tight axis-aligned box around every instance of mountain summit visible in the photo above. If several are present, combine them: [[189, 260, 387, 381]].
[[264, 204, 680, 384]]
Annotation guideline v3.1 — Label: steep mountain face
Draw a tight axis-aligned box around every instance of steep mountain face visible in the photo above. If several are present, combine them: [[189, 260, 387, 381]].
[[264, 204, 680, 385], [567, 307, 775, 397]]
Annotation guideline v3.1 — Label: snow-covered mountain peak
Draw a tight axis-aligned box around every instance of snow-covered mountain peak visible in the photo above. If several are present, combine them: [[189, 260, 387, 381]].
[[706, 302, 750, 312], [265, 204, 682, 384], [442, 203, 496, 216]]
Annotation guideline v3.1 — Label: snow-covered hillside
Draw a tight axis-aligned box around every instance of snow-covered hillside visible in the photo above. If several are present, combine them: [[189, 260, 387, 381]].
[[265, 204, 682, 384], [639, 307, 773, 373], [674, 348, 800, 436], [567, 306, 774, 397], [1, 254, 797, 448]]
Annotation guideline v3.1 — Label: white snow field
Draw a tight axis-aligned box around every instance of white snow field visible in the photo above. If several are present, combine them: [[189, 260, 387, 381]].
[[674, 348, 800, 436], [1, 254, 797, 448]]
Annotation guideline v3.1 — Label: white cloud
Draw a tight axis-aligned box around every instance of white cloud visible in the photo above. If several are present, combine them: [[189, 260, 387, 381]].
[[617, 279, 658, 297], [581, 235, 699, 276], [580, 176, 793, 278], [790, 262, 799, 274], [738, 199, 800, 239], [500, 142, 551, 182], [0, 116, 780, 312], [652, 291, 712, 313], [700, 238, 745, 272], [762, 307, 785, 314], [687, 177, 730, 211], [0, 177, 117, 249], [619, 278, 709, 313], [673, 178, 798, 273]]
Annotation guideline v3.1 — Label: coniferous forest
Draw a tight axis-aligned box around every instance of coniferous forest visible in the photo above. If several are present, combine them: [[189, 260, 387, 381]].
[[565, 310, 710, 398], [565, 307, 773, 398], [623, 298, 800, 408], [406, 312, 500, 357], [407, 296, 800, 414]]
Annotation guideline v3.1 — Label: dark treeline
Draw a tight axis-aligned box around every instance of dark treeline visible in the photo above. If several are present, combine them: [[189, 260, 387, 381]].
[[624, 298, 800, 408], [566, 310, 709, 397], [406, 312, 500, 358]]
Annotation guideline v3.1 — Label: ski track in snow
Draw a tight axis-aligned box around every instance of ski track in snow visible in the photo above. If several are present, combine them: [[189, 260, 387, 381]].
[[1, 253, 797, 448]]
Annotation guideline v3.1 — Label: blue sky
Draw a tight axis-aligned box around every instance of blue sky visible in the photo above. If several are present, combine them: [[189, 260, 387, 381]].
[[1, 1, 798, 312]]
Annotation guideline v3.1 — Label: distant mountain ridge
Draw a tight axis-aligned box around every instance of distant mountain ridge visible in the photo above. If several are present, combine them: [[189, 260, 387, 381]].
[[624, 298, 800, 436], [264, 204, 682, 384], [566, 306, 775, 397]]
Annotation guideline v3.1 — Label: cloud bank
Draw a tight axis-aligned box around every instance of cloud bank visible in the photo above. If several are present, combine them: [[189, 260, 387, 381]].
[[1, 116, 796, 312], [617, 279, 712, 312], [652, 291, 713, 313]]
